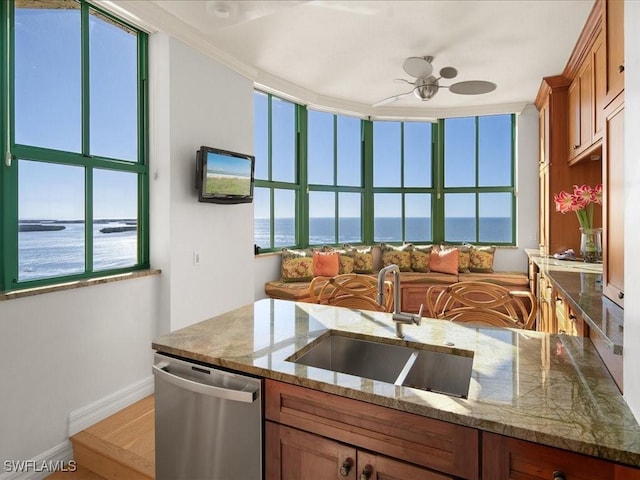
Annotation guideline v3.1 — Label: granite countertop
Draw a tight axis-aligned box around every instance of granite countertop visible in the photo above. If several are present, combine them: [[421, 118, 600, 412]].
[[527, 249, 624, 354], [153, 298, 640, 467]]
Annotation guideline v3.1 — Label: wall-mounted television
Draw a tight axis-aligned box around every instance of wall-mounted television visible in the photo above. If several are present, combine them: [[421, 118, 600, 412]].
[[195, 146, 255, 204]]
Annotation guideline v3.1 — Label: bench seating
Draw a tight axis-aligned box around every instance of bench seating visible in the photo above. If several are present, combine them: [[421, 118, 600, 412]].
[[265, 271, 529, 313]]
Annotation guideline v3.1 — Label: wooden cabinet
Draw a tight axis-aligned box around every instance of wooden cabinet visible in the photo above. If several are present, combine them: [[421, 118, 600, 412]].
[[554, 291, 587, 336], [537, 272, 554, 333], [604, 0, 624, 105], [265, 379, 479, 479], [482, 431, 640, 479], [603, 93, 624, 307], [568, 31, 605, 164], [266, 423, 452, 480]]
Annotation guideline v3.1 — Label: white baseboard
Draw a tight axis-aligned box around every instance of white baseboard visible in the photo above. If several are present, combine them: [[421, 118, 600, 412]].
[[68, 374, 154, 436], [0, 441, 73, 480]]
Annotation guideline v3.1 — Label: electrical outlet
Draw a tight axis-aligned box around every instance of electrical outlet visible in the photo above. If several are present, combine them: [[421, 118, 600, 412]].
[[193, 251, 201, 266]]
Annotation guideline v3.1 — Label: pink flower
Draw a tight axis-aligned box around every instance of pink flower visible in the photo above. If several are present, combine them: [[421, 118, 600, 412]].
[[554, 191, 574, 213], [554, 184, 602, 230]]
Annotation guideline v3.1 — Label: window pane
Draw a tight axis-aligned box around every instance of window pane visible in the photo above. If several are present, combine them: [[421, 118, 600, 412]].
[[479, 192, 513, 243], [479, 115, 512, 186], [272, 98, 296, 183], [337, 116, 361, 186], [89, 10, 137, 161], [405, 194, 431, 242], [338, 192, 361, 244], [309, 191, 335, 245], [18, 160, 85, 281], [93, 169, 137, 271], [374, 194, 401, 242], [15, 1, 81, 152], [274, 189, 295, 247], [404, 122, 432, 188], [445, 193, 476, 242], [253, 187, 271, 249], [444, 117, 476, 187], [307, 110, 334, 185], [254, 92, 269, 180], [373, 122, 401, 187]]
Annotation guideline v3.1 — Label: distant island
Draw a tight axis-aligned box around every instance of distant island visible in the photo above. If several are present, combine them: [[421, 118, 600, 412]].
[[19, 224, 66, 232], [99, 226, 137, 234]]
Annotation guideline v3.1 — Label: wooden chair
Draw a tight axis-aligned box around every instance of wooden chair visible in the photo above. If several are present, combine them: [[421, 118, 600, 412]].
[[426, 281, 537, 329], [309, 274, 394, 312]]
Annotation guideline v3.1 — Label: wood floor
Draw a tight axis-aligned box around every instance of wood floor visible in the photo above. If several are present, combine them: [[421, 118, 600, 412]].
[[46, 395, 155, 480]]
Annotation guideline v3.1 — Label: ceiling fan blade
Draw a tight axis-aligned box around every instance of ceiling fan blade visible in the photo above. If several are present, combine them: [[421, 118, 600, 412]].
[[402, 56, 433, 78], [449, 80, 497, 95], [373, 90, 413, 107], [439, 66, 458, 79]]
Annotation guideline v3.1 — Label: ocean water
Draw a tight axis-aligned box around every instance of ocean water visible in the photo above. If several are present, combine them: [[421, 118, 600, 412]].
[[18, 221, 137, 282], [254, 217, 512, 248]]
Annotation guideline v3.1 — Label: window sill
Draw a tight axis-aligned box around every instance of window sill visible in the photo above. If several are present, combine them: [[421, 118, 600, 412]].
[[0, 269, 161, 302]]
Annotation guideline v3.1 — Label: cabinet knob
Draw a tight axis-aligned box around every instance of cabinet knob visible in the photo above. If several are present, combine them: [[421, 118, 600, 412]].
[[569, 314, 577, 321], [553, 471, 567, 480], [573, 145, 580, 150], [619, 65, 625, 73], [619, 291, 625, 299], [339, 458, 353, 477], [359, 465, 373, 480]]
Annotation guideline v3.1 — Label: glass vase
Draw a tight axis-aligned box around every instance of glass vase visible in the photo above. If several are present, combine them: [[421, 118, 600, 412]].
[[580, 227, 602, 263]]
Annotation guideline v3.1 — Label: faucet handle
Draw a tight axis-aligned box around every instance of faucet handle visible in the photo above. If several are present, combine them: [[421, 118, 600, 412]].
[[417, 304, 424, 322]]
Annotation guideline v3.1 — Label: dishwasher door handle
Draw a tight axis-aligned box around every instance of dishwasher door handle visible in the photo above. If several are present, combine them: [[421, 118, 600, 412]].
[[153, 364, 259, 403]]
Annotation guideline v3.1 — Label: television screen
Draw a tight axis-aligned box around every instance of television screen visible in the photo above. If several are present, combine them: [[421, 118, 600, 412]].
[[196, 146, 254, 204]]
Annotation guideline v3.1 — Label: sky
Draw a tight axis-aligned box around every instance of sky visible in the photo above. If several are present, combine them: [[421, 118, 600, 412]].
[[15, 5, 138, 220]]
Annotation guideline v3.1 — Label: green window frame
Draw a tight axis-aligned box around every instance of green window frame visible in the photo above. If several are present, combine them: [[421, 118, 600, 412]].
[[253, 91, 302, 250], [253, 93, 516, 252], [0, 0, 149, 292]]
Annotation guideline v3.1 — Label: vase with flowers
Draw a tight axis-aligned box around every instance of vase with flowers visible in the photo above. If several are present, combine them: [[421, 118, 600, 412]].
[[554, 184, 603, 263]]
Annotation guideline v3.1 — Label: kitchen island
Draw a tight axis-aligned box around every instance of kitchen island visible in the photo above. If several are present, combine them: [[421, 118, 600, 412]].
[[153, 298, 640, 476]]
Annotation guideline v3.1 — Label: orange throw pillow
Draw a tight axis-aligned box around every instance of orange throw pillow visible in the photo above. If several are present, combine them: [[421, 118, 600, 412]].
[[429, 248, 459, 275], [313, 251, 340, 277]]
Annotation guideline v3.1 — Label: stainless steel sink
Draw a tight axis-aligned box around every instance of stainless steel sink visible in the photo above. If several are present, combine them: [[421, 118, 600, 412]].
[[288, 332, 474, 398]]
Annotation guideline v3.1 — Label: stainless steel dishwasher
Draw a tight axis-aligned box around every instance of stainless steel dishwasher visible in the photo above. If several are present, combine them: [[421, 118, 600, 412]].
[[153, 353, 262, 480]]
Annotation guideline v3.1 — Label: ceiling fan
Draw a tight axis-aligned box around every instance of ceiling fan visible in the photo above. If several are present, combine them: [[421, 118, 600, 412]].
[[373, 56, 497, 107]]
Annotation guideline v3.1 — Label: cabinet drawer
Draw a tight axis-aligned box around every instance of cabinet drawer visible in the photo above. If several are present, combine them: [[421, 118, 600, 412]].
[[265, 379, 479, 479], [483, 431, 615, 479]]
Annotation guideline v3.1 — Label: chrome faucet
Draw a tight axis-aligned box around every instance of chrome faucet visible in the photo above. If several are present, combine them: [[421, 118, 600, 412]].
[[377, 264, 423, 338]]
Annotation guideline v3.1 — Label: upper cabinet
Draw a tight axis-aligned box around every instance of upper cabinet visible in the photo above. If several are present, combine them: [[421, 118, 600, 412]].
[[567, 30, 605, 164], [604, 0, 624, 105]]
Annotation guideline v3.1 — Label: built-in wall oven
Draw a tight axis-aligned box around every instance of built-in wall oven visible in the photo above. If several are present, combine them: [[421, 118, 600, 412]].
[[153, 353, 262, 480]]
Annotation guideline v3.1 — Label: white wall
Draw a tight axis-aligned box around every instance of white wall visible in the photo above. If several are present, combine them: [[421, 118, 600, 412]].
[[150, 34, 255, 333], [0, 276, 158, 463], [252, 105, 540, 295], [623, 0, 640, 420]]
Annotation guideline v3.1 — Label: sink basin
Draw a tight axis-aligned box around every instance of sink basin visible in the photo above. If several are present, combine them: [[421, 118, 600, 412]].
[[288, 332, 474, 398]]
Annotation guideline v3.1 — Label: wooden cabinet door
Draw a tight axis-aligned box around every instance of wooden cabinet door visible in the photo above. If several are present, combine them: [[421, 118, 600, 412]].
[[603, 95, 624, 307], [578, 58, 593, 153], [356, 451, 453, 480], [593, 32, 606, 141], [482, 432, 615, 479], [605, 0, 624, 105], [568, 78, 581, 159], [266, 422, 357, 480]]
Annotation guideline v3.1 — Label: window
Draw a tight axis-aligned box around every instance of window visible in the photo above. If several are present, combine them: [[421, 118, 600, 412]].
[[253, 91, 299, 249], [373, 121, 433, 243], [442, 115, 514, 244], [253, 90, 515, 251], [308, 110, 362, 246], [1, 0, 148, 291]]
